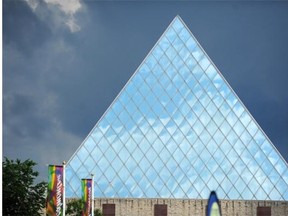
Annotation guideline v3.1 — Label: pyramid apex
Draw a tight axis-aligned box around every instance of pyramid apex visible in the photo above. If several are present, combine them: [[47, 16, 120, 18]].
[[172, 15, 184, 23]]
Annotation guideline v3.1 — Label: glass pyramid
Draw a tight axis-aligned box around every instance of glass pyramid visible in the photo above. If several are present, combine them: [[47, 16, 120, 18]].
[[66, 16, 288, 200]]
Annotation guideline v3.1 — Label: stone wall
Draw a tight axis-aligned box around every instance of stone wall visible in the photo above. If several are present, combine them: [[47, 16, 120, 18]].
[[93, 198, 288, 216]]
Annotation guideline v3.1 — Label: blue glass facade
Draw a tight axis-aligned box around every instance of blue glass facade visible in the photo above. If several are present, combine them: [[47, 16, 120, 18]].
[[66, 16, 288, 200]]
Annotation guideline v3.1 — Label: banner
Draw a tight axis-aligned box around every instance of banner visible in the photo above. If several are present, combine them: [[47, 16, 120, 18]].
[[46, 165, 64, 216], [207, 191, 221, 216], [81, 179, 93, 216]]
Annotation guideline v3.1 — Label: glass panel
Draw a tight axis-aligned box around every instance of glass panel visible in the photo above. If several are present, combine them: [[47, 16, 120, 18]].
[[192, 64, 204, 81], [226, 92, 237, 108], [152, 42, 164, 59], [179, 27, 190, 42], [199, 55, 210, 71], [205, 64, 217, 81], [276, 178, 288, 197], [172, 54, 184, 70], [185, 36, 197, 52], [262, 178, 274, 194], [199, 73, 210, 90], [254, 130, 265, 146], [145, 73, 158, 87], [212, 73, 223, 89], [199, 111, 210, 127], [220, 120, 231, 136], [275, 159, 287, 175], [240, 130, 252, 144], [206, 101, 217, 117], [247, 120, 258, 137], [206, 119, 218, 136], [213, 111, 225, 127], [234, 140, 245, 155], [159, 54, 170, 70], [228, 187, 240, 200], [239, 111, 251, 127], [221, 178, 233, 194], [173, 36, 184, 52], [261, 140, 273, 155], [145, 54, 158, 69], [219, 101, 230, 117], [185, 55, 197, 71], [248, 178, 260, 195], [234, 120, 245, 136], [261, 159, 273, 176], [165, 45, 177, 61], [235, 177, 246, 194], [179, 45, 190, 62], [269, 168, 280, 183], [227, 149, 238, 165], [254, 149, 266, 166], [198, 91, 211, 107], [213, 93, 224, 108], [166, 27, 177, 43], [172, 73, 184, 90], [254, 169, 266, 185], [219, 83, 231, 99], [242, 187, 253, 200], [255, 187, 267, 200], [269, 188, 281, 200], [192, 46, 204, 62], [226, 129, 238, 145], [226, 112, 238, 126], [206, 83, 218, 100], [158, 36, 170, 51], [234, 101, 245, 118], [166, 64, 177, 80], [153, 64, 164, 80]]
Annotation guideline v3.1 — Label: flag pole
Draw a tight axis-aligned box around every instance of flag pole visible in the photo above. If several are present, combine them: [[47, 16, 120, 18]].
[[91, 173, 94, 216], [63, 161, 66, 216]]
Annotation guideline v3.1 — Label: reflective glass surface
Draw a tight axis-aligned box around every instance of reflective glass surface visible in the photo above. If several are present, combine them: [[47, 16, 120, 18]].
[[66, 16, 288, 200]]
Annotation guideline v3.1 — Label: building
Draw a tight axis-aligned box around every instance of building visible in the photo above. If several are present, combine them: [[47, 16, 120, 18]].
[[65, 16, 288, 215]]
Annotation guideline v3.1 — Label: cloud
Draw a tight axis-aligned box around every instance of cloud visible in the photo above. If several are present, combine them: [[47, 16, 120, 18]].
[[3, 32, 83, 180], [25, 0, 84, 33], [65, 16, 81, 33], [44, 0, 82, 15], [25, 0, 39, 11]]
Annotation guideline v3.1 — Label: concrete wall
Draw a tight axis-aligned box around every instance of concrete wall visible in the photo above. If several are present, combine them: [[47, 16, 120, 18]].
[[94, 198, 288, 216]]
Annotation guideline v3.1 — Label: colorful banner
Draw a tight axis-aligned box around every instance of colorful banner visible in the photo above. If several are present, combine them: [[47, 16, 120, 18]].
[[46, 165, 64, 216], [81, 179, 93, 216], [207, 191, 221, 216]]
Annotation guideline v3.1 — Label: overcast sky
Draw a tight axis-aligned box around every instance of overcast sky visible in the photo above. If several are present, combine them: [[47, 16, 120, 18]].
[[3, 0, 288, 181]]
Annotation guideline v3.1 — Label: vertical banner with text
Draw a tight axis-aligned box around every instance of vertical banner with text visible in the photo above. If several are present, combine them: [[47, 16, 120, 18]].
[[46, 165, 64, 216], [81, 179, 93, 216]]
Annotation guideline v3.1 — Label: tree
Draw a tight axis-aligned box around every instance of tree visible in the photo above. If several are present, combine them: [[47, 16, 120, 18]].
[[3, 157, 47, 216], [66, 199, 103, 216]]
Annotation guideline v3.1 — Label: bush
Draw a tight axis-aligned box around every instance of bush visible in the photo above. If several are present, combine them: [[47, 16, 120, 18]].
[[66, 199, 103, 216], [3, 157, 46, 216]]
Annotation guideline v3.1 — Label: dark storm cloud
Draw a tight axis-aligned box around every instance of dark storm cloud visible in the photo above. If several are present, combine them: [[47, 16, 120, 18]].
[[3, 93, 52, 138], [3, 0, 86, 179], [3, 1, 288, 182], [3, 0, 51, 55]]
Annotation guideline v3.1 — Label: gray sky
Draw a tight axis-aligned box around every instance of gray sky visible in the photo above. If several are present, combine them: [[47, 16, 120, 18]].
[[3, 0, 288, 181]]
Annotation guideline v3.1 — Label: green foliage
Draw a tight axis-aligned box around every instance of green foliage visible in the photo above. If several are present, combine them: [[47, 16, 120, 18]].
[[3, 157, 46, 216], [66, 199, 103, 216], [94, 208, 103, 216], [66, 199, 83, 216]]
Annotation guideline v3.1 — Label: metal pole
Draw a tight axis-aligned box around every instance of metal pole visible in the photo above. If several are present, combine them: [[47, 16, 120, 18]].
[[63, 161, 66, 216], [91, 173, 94, 216]]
